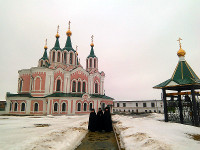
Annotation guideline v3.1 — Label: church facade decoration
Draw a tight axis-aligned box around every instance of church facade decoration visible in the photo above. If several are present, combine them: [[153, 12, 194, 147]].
[[6, 22, 114, 115]]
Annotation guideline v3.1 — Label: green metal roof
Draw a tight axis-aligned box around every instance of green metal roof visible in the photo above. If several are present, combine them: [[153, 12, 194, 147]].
[[51, 37, 62, 51], [7, 92, 114, 100], [154, 60, 200, 89], [40, 49, 49, 61], [63, 36, 75, 52], [87, 46, 96, 58]]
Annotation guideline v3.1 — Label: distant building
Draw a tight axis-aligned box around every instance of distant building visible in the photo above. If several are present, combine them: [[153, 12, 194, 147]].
[[0, 101, 6, 111], [5, 22, 114, 115], [113, 100, 163, 113]]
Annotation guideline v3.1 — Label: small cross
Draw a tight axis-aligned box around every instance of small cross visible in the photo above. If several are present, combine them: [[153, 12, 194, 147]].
[[177, 37, 182, 48], [91, 35, 94, 43], [68, 21, 71, 29], [45, 39, 47, 46], [57, 25, 59, 33], [76, 45, 78, 51]]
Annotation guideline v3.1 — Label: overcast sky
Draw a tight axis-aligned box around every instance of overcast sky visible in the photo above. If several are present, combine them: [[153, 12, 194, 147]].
[[0, 0, 200, 101]]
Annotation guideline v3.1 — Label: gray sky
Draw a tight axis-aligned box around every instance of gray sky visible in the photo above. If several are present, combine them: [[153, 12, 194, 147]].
[[0, 0, 200, 101]]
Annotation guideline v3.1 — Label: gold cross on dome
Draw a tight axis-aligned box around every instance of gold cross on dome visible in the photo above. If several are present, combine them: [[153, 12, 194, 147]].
[[91, 35, 94, 43], [45, 39, 47, 46], [68, 21, 71, 29], [177, 37, 182, 48], [57, 25, 59, 33], [76, 45, 78, 51]]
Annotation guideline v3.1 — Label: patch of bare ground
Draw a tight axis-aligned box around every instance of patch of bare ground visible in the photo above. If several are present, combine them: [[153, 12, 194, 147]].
[[80, 121, 88, 126], [34, 124, 50, 127], [71, 127, 87, 132], [118, 126, 129, 131], [187, 133, 200, 141]]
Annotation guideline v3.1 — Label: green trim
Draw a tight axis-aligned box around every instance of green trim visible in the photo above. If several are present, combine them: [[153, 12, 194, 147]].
[[154, 60, 200, 88]]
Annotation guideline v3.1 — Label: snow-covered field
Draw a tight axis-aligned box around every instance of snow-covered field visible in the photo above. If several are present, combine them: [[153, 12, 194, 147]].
[[0, 115, 89, 150], [113, 113, 200, 150], [1, 114, 200, 150]]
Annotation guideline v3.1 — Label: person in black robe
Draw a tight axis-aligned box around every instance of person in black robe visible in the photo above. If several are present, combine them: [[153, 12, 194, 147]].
[[96, 108, 104, 132], [88, 109, 97, 132], [103, 107, 113, 132]]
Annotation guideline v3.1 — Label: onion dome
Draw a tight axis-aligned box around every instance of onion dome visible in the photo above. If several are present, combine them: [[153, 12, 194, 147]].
[[52, 25, 62, 50], [63, 21, 75, 52], [177, 37, 186, 57]]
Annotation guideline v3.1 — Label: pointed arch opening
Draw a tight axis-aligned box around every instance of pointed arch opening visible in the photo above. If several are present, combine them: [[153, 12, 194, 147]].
[[62, 103, 66, 112], [77, 103, 81, 111], [64, 52, 67, 64], [95, 83, 98, 94], [89, 103, 93, 111], [78, 81, 81, 92], [94, 59, 96, 68], [52, 51, 55, 62], [57, 51, 60, 62], [34, 103, 39, 111], [21, 103, 25, 111], [82, 82, 86, 93], [72, 81, 76, 92], [14, 103, 18, 111], [70, 53, 73, 64], [56, 79, 61, 92], [54, 103, 58, 112], [83, 103, 87, 111]]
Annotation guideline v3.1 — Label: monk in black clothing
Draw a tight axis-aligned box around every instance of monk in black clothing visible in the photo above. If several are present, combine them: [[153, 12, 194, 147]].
[[103, 107, 113, 132], [88, 109, 97, 132], [96, 108, 104, 132]]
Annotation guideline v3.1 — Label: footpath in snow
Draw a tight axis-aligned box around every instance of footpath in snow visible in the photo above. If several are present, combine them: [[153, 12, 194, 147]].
[[113, 113, 200, 150], [0, 115, 89, 150]]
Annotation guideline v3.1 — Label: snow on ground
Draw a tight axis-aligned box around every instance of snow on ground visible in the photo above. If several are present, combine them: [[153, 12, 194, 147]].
[[0, 115, 89, 150], [113, 113, 200, 150]]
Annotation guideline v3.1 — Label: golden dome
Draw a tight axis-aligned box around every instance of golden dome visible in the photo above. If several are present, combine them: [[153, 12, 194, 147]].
[[90, 42, 94, 47], [66, 29, 72, 36], [177, 47, 186, 57], [56, 33, 60, 38], [44, 45, 48, 49]]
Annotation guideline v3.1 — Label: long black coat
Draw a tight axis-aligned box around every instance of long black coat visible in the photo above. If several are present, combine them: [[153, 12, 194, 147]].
[[103, 110, 113, 132], [88, 112, 97, 132], [96, 110, 104, 131]]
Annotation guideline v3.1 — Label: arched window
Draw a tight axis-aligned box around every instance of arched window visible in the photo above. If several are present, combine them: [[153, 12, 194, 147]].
[[89, 103, 93, 111], [64, 52, 67, 64], [86, 59, 88, 68], [40, 60, 43, 67], [78, 81, 81, 92], [72, 81, 76, 92], [19, 80, 23, 92], [77, 103, 81, 111], [53, 51, 55, 62], [70, 53, 73, 64], [54, 103, 58, 112], [82, 82, 86, 93], [95, 83, 98, 93], [21, 103, 25, 111], [14, 103, 18, 111], [57, 52, 60, 62], [34, 103, 39, 111], [10, 103, 12, 111], [56, 79, 61, 92], [94, 59, 96, 68], [90, 59, 92, 68], [62, 103, 66, 112], [84, 103, 87, 111]]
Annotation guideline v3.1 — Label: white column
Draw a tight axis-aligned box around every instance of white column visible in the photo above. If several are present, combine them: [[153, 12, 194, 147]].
[[26, 100, 31, 115]]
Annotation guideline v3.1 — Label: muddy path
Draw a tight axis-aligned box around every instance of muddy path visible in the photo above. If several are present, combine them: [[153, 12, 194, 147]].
[[75, 131, 119, 150]]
